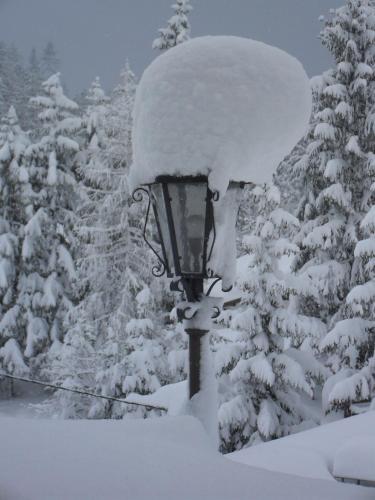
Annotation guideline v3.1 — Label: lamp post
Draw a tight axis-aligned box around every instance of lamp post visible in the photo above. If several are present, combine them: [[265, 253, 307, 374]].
[[130, 37, 312, 436], [133, 175, 244, 400]]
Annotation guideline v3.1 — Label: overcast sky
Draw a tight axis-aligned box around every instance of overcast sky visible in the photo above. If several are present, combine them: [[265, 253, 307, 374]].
[[0, 0, 343, 94]]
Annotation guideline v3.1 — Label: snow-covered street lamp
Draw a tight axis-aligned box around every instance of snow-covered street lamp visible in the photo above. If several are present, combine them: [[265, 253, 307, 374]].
[[131, 35, 311, 440], [133, 176, 244, 401]]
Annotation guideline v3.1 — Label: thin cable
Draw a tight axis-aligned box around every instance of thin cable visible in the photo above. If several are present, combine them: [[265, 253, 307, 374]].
[[0, 373, 168, 413]]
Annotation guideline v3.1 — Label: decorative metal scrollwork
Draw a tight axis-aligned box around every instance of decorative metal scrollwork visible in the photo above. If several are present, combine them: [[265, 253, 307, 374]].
[[206, 277, 233, 296], [132, 187, 148, 204], [206, 278, 221, 297], [212, 190, 220, 202], [177, 306, 198, 322], [211, 306, 221, 319], [132, 187, 167, 278]]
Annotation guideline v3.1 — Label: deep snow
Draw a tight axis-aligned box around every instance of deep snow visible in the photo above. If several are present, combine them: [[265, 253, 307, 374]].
[[333, 435, 375, 483], [0, 414, 373, 500], [131, 36, 311, 194], [230, 410, 375, 483]]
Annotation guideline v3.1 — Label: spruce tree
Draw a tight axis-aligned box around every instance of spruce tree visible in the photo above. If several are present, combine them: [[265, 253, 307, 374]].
[[24, 48, 43, 133], [0, 107, 31, 378], [48, 67, 172, 418], [152, 0, 192, 51], [28, 49, 42, 95], [41, 42, 59, 79], [293, 0, 375, 416], [7, 45, 29, 123], [321, 204, 375, 415], [89, 64, 171, 418], [20, 74, 81, 375], [274, 140, 307, 215], [47, 77, 112, 415], [0, 43, 28, 126], [0, 76, 6, 119], [217, 186, 325, 452], [0, 42, 45, 129]]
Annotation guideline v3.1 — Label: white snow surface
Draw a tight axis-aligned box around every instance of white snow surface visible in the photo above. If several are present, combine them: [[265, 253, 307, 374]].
[[230, 410, 375, 484], [127, 380, 188, 416], [333, 436, 375, 482], [0, 414, 373, 500], [187, 333, 219, 447], [0, 384, 45, 417], [209, 185, 243, 287], [131, 36, 312, 194]]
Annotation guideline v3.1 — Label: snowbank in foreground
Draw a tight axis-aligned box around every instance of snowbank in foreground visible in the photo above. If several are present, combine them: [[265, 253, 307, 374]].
[[131, 36, 311, 194], [333, 435, 375, 483], [230, 410, 375, 482], [0, 415, 373, 500]]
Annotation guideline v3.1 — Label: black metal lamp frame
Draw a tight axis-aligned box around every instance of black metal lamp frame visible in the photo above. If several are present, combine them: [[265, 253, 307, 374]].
[[132, 175, 219, 281]]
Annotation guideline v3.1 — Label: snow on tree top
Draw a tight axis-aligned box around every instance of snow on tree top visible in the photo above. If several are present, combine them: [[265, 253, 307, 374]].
[[131, 36, 312, 193]]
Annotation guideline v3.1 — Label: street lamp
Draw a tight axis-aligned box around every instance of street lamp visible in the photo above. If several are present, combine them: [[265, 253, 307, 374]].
[[130, 36, 311, 439], [133, 175, 244, 399]]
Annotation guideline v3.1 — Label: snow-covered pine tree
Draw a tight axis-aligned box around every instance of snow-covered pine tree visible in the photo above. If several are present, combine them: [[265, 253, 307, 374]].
[[0, 42, 47, 130], [41, 42, 59, 80], [274, 140, 307, 215], [43, 77, 108, 416], [7, 45, 29, 125], [28, 49, 42, 96], [321, 204, 375, 416], [48, 66, 172, 419], [0, 43, 10, 119], [293, 0, 375, 416], [24, 48, 43, 134], [0, 107, 31, 380], [274, 67, 327, 217], [0, 43, 29, 126], [152, 0, 192, 51], [216, 186, 325, 453], [20, 73, 81, 376], [0, 41, 12, 118], [88, 64, 172, 419], [0, 77, 6, 120], [45, 310, 97, 418]]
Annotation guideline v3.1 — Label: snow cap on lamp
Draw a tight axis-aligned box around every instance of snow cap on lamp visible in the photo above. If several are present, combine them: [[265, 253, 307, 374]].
[[130, 35, 312, 194]]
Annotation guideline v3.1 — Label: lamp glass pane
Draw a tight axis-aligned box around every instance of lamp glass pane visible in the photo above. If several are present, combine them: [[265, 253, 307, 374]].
[[151, 184, 174, 273], [168, 182, 207, 275]]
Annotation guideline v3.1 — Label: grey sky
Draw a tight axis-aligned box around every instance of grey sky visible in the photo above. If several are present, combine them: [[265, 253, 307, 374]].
[[0, 0, 343, 94]]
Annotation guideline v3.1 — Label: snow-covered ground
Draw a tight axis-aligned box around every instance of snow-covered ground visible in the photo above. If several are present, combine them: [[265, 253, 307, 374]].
[[0, 395, 373, 500], [0, 382, 46, 418]]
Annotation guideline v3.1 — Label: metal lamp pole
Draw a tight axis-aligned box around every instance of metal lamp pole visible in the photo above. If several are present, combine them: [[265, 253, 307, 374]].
[[181, 278, 208, 399]]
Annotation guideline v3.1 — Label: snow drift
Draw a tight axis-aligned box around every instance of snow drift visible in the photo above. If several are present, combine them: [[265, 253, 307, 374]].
[[230, 410, 375, 484], [0, 415, 372, 500]]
